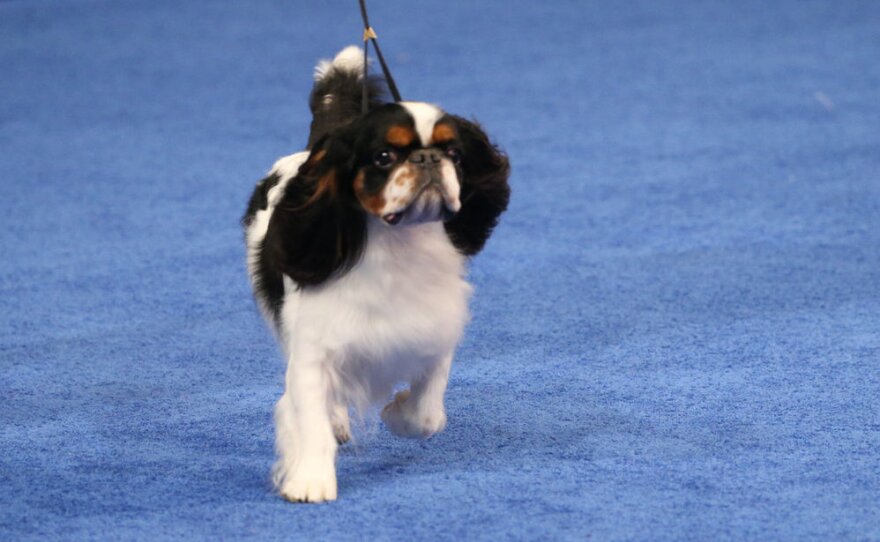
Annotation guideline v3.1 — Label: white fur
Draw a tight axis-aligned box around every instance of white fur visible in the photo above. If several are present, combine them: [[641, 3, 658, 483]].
[[401, 101, 444, 145], [246, 158, 472, 502], [438, 158, 462, 213], [247, 152, 308, 249], [313, 45, 365, 81]]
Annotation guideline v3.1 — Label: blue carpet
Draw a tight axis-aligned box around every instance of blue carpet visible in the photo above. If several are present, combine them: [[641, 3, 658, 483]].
[[2, 0, 879, 539]]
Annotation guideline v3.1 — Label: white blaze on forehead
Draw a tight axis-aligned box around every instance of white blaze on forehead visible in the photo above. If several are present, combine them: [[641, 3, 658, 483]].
[[400, 101, 444, 145]]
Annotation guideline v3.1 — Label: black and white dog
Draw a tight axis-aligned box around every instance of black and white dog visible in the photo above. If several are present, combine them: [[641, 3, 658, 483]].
[[243, 46, 510, 502]]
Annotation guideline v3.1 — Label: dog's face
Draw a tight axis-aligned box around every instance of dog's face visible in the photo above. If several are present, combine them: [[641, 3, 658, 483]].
[[351, 102, 463, 226], [267, 101, 510, 287]]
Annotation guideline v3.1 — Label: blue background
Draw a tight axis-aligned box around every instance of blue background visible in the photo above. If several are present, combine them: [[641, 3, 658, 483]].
[[2, 0, 879, 540]]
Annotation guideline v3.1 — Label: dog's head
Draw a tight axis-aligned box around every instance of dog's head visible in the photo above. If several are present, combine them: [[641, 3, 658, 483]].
[[352, 102, 466, 226], [267, 101, 510, 287]]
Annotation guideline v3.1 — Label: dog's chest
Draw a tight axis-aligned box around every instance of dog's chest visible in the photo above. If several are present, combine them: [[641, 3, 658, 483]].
[[289, 222, 472, 362]]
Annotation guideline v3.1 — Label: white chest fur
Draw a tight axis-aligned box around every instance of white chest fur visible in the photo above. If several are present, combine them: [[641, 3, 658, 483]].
[[279, 220, 472, 404]]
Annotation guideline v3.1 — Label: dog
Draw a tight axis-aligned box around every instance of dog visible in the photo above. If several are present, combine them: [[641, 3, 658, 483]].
[[242, 46, 510, 503]]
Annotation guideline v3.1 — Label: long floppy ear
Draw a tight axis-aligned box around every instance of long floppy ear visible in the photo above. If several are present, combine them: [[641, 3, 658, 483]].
[[443, 116, 511, 256], [263, 131, 367, 288]]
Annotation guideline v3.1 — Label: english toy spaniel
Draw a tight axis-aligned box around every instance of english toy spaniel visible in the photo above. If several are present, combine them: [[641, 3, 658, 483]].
[[242, 46, 510, 502]]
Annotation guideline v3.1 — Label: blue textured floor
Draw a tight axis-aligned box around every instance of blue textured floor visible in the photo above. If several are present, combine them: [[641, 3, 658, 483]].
[[2, 0, 879, 540]]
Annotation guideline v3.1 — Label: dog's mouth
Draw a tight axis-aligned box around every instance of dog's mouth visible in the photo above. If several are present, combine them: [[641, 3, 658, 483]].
[[382, 211, 405, 225], [381, 182, 458, 226], [382, 207, 456, 226]]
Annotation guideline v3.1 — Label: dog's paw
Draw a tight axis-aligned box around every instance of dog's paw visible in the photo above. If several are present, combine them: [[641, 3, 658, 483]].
[[330, 405, 352, 445], [275, 455, 337, 503], [381, 389, 447, 439], [333, 423, 351, 445]]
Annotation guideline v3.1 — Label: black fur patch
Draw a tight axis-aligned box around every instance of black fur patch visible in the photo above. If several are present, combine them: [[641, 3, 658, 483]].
[[262, 133, 367, 289], [242, 173, 281, 227], [443, 116, 511, 256], [253, 242, 285, 321], [245, 61, 391, 308], [242, 173, 285, 319]]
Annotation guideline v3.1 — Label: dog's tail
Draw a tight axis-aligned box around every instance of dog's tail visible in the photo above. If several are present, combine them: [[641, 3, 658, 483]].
[[307, 45, 388, 149]]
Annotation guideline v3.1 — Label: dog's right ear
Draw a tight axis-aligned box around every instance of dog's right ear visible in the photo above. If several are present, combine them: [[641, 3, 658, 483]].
[[263, 131, 367, 288], [443, 115, 511, 256]]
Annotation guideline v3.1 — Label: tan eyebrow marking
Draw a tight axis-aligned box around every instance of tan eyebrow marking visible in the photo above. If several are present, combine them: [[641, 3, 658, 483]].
[[431, 122, 456, 144], [386, 125, 416, 147]]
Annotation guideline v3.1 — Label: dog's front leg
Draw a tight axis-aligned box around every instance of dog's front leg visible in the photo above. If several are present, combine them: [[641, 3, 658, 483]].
[[381, 352, 453, 438], [273, 340, 338, 503]]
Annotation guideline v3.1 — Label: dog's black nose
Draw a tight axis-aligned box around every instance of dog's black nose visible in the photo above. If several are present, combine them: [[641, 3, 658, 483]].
[[408, 148, 443, 167]]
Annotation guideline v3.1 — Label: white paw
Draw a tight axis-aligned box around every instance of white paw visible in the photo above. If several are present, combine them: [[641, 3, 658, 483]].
[[274, 455, 337, 503], [381, 389, 447, 439]]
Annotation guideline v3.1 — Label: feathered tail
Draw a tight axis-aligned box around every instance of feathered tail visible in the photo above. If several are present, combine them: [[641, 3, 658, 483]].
[[307, 46, 388, 148]]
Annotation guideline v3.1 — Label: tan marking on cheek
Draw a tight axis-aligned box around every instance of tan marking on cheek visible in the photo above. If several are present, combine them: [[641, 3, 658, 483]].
[[395, 169, 416, 187], [386, 125, 416, 147], [431, 123, 456, 144], [398, 170, 419, 193], [381, 163, 424, 212], [353, 170, 386, 214]]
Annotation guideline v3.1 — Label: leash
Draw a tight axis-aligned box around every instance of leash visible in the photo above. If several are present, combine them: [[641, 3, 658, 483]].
[[358, 0, 402, 114]]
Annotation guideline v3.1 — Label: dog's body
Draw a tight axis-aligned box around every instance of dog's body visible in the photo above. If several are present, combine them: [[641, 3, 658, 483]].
[[243, 46, 509, 502]]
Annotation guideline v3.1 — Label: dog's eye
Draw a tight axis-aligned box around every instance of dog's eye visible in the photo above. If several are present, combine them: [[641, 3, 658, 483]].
[[373, 149, 397, 169], [445, 147, 462, 165]]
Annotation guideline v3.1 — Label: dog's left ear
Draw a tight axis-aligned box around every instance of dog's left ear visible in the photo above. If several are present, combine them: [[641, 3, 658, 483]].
[[264, 130, 367, 288], [443, 116, 511, 256]]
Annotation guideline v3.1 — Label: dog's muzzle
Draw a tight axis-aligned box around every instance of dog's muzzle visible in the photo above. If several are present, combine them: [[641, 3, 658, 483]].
[[382, 149, 459, 225]]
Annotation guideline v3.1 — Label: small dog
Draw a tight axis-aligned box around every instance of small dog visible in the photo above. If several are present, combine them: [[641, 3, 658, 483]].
[[242, 46, 510, 503]]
